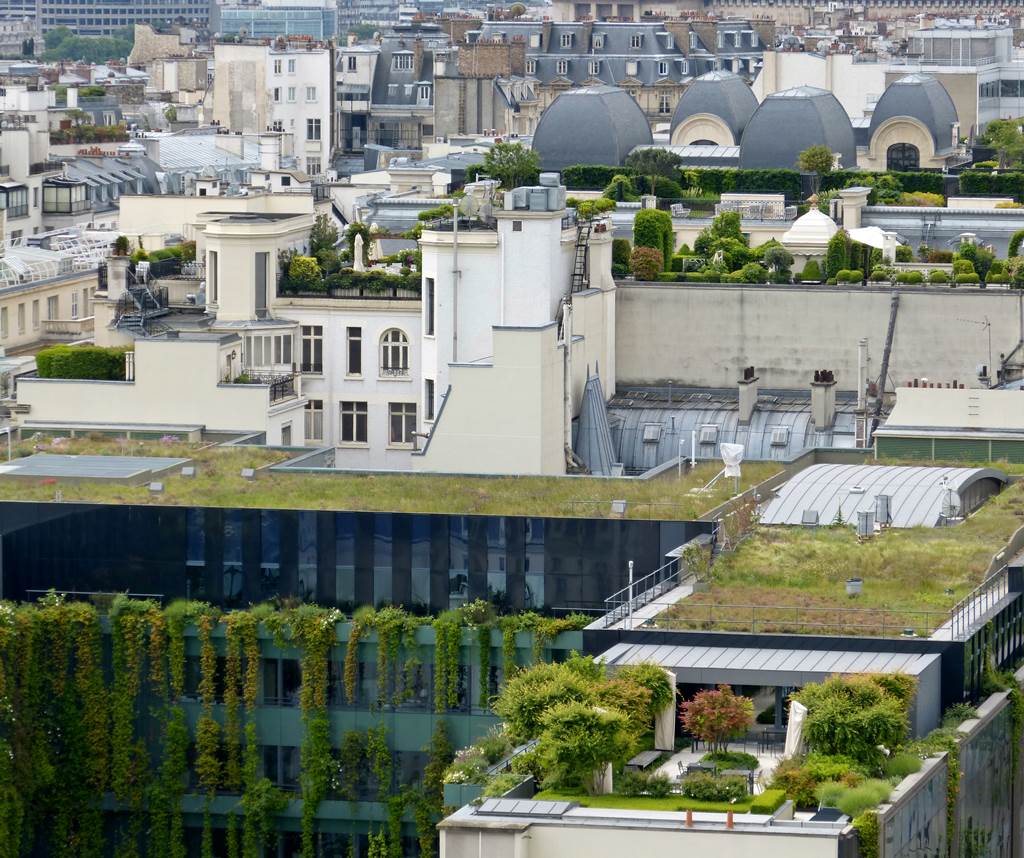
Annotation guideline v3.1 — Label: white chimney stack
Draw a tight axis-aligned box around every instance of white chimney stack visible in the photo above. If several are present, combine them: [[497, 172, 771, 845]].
[[738, 365, 759, 424], [811, 369, 837, 430], [258, 132, 281, 172]]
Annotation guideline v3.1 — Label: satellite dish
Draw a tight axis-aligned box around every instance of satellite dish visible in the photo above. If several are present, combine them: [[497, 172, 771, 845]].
[[510, 2, 526, 15], [458, 196, 479, 217]]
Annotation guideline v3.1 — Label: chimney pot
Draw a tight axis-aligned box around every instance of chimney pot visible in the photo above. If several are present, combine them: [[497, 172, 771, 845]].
[[811, 370, 837, 430], [738, 367, 759, 424]]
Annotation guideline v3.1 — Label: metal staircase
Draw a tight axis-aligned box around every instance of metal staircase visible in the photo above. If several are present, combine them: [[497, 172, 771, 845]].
[[115, 283, 170, 336]]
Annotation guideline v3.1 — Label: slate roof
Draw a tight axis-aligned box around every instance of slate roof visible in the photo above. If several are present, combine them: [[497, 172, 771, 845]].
[[670, 70, 757, 142], [532, 85, 652, 171], [739, 85, 856, 170], [868, 74, 959, 155], [371, 44, 434, 107]]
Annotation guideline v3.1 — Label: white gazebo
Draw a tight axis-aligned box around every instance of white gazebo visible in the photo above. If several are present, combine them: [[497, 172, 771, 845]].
[[781, 208, 839, 273]]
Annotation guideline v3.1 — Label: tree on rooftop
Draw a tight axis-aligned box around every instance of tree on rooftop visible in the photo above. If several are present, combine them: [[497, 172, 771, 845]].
[[536, 701, 632, 794], [625, 148, 683, 200], [825, 229, 850, 280], [633, 208, 674, 269], [982, 118, 1024, 169], [798, 145, 835, 176], [481, 142, 540, 190], [679, 684, 753, 754]]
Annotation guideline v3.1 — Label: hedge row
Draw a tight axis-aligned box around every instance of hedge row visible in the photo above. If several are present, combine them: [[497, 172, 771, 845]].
[[36, 345, 130, 380], [687, 168, 801, 199], [959, 171, 1024, 201], [279, 269, 421, 295]]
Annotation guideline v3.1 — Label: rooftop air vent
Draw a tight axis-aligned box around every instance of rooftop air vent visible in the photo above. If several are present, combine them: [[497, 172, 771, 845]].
[[698, 425, 718, 445], [769, 426, 790, 447], [642, 423, 662, 443]]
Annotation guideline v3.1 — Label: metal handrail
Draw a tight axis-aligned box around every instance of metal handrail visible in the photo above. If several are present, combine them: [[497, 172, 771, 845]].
[[604, 555, 684, 628], [948, 565, 1011, 640]]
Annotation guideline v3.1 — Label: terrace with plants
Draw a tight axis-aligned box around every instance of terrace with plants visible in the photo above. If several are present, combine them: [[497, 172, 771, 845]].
[[0, 433, 781, 519], [651, 468, 1024, 637]]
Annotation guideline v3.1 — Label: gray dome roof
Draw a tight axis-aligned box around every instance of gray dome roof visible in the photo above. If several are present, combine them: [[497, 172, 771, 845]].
[[532, 86, 653, 172], [670, 71, 758, 142], [868, 74, 958, 155], [738, 86, 856, 171]]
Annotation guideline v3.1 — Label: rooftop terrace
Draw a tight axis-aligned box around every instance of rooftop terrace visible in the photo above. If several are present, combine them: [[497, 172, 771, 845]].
[[0, 435, 781, 519]]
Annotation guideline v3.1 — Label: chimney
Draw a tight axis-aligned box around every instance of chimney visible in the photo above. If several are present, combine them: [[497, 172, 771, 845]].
[[106, 254, 130, 301], [66, 86, 78, 108], [738, 365, 759, 424], [413, 37, 424, 76], [811, 369, 837, 430], [258, 132, 281, 171]]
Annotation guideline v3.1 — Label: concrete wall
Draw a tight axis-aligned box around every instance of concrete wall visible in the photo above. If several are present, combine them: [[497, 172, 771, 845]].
[[876, 754, 948, 858], [615, 282, 1024, 391]]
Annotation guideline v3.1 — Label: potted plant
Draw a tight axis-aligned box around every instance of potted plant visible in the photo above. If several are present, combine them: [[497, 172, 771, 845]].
[[112, 235, 130, 256]]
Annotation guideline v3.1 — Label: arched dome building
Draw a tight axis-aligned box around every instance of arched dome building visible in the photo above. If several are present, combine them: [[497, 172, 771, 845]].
[[738, 86, 857, 171], [531, 85, 653, 172], [669, 70, 758, 147], [860, 74, 960, 171]]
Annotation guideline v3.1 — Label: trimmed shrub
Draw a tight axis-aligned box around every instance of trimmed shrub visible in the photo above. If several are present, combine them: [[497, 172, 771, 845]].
[[898, 191, 945, 207], [870, 267, 893, 282], [36, 345, 130, 380], [287, 255, 322, 291], [895, 271, 924, 284], [960, 170, 1024, 201], [952, 259, 975, 276], [739, 262, 769, 283], [612, 238, 632, 268], [955, 273, 981, 285], [702, 751, 759, 770], [770, 760, 819, 807], [611, 263, 629, 278], [836, 269, 864, 283], [316, 269, 420, 294], [1010, 230, 1024, 258], [894, 246, 913, 262], [928, 270, 949, 284], [825, 231, 849, 279], [657, 272, 680, 282], [680, 773, 747, 803], [633, 208, 674, 267], [750, 789, 786, 814], [633, 175, 685, 199], [684, 272, 706, 282], [926, 249, 954, 263], [630, 246, 664, 281], [604, 174, 639, 202], [620, 770, 672, 798], [800, 259, 822, 282], [700, 270, 721, 282]]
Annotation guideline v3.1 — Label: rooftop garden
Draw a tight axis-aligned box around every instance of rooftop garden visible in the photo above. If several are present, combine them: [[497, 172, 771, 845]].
[[655, 475, 1024, 636], [0, 434, 780, 519]]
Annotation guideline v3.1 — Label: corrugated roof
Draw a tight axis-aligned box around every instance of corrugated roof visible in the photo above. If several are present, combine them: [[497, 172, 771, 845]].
[[760, 463, 1008, 528]]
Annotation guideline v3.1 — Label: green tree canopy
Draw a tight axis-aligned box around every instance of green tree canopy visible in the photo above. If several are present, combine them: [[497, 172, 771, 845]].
[[981, 118, 1024, 168], [798, 145, 835, 175], [536, 702, 633, 793], [481, 142, 540, 190]]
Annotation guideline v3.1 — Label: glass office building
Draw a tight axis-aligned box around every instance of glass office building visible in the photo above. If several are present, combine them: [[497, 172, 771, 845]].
[[218, 5, 338, 39]]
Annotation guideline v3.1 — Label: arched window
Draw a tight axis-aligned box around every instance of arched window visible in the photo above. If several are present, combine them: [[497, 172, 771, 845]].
[[887, 143, 919, 172], [380, 328, 410, 376]]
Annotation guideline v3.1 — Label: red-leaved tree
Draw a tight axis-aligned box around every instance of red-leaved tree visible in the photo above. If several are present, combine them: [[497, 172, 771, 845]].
[[679, 684, 754, 753]]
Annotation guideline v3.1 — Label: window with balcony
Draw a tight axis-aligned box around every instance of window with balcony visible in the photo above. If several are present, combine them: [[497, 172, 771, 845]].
[[346, 326, 361, 375], [301, 325, 322, 373], [389, 402, 417, 446], [340, 401, 368, 443], [380, 328, 409, 377], [305, 399, 324, 442]]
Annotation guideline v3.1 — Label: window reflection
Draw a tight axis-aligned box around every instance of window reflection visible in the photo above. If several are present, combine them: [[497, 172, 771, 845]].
[[298, 511, 317, 601], [449, 517, 469, 609]]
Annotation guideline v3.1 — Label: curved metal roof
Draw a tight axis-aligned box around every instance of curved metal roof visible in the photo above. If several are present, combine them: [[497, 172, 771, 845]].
[[532, 85, 653, 171], [670, 70, 758, 143], [760, 463, 1007, 528], [868, 74, 958, 156], [739, 85, 856, 171]]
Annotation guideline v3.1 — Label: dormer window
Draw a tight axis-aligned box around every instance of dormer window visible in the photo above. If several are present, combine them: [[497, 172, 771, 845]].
[[658, 60, 668, 76], [393, 52, 413, 71], [593, 33, 605, 49], [665, 34, 674, 49], [418, 84, 431, 101], [717, 31, 724, 49], [690, 31, 697, 50], [589, 60, 600, 76], [630, 33, 642, 48], [626, 59, 638, 77], [560, 32, 573, 48], [556, 59, 568, 76], [529, 33, 541, 47], [526, 58, 537, 75]]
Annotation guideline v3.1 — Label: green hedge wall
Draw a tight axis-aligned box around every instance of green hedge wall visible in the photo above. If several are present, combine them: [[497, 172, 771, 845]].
[[688, 168, 802, 199], [562, 164, 635, 189], [36, 345, 130, 380], [958, 171, 1024, 201]]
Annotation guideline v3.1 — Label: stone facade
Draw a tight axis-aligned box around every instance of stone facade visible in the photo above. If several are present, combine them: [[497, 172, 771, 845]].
[[127, 23, 196, 64]]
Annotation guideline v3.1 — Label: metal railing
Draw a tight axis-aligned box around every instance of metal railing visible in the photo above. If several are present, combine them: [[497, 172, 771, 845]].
[[948, 566, 1011, 641], [603, 555, 684, 628], [423, 215, 497, 232], [233, 371, 298, 404], [380, 365, 410, 377]]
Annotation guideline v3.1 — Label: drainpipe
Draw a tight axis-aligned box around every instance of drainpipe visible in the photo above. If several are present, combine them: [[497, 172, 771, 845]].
[[563, 296, 573, 458]]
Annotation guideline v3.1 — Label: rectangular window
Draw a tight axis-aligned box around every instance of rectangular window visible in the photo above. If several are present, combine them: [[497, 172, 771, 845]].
[[346, 326, 361, 375], [287, 58, 295, 73], [305, 399, 323, 442], [659, 94, 671, 114], [287, 86, 295, 102], [273, 87, 281, 103], [593, 33, 605, 49], [588, 60, 600, 76], [425, 379, 435, 421], [306, 158, 321, 176], [306, 118, 321, 141], [305, 85, 317, 102], [16, 303, 24, 334], [47, 295, 58, 320], [556, 59, 568, 76], [31, 299, 38, 330], [425, 278, 435, 335], [208, 250, 218, 302], [560, 32, 573, 48], [658, 60, 669, 76], [273, 59, 282, 74], [393, 53, 413, 71], [389, 402, 417, 446], [1, 308, 7, 339], [301, 325, 322, 373], [81, 289, 90, 318], [630, 34, 642, 48], [341, 401, 368, 443], [347, 55, 357, 71], [418, 84, 430, 101], [526, 59, 536, 75], [71, 290, 79, 319]]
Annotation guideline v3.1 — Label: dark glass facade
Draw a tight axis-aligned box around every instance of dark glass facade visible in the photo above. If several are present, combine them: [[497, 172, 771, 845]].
[[0, 502, 710, 612]]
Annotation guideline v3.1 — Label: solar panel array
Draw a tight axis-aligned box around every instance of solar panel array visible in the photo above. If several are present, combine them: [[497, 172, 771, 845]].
[[475, 799, 576, 818]]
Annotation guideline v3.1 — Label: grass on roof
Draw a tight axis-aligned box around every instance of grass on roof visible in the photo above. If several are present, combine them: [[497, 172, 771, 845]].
[[0, 435, 782, 519], [533, 789, 753, 813], [655, 475, 1024, 636]]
